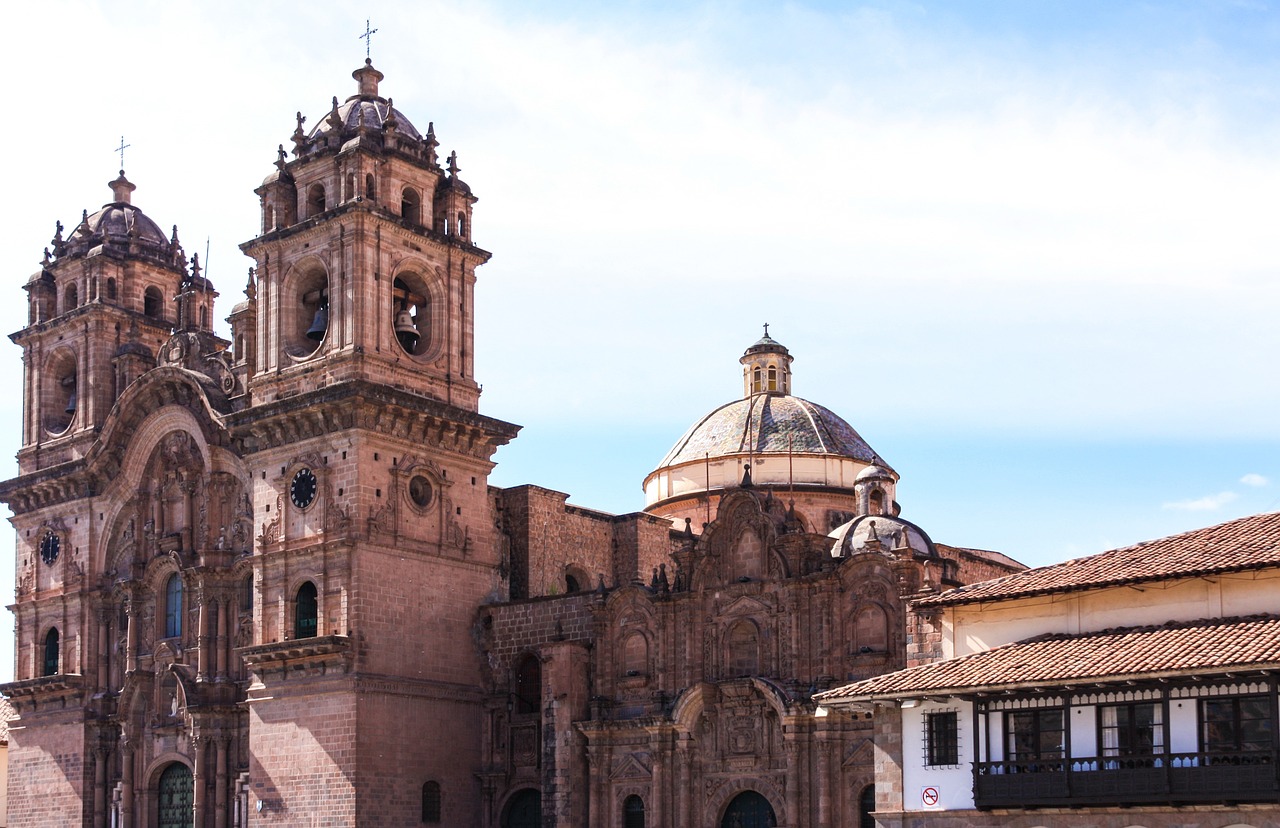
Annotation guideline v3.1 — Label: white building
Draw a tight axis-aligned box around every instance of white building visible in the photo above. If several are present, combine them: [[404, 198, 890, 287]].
[[816, 510, 1280, 828]]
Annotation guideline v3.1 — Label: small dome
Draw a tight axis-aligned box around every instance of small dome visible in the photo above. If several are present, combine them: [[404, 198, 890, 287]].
[[829, 514, 936, 559], [304, 64, 424, 153], [658, 394, 879, 468], [856, 464, 895, 483], [744, 329, 788, 357], [61, 172, 171, 257]]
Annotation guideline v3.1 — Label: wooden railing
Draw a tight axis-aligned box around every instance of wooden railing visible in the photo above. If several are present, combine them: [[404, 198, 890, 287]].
[[975, 750, 1279, 807]]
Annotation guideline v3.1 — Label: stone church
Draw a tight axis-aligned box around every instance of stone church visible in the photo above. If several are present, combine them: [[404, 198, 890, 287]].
[[0, 60, 1022, 827]]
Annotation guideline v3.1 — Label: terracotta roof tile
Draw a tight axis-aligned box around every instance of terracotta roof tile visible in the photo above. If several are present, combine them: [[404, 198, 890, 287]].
[[917, 511, 1280, 607], [815, 615, 1280, 703]]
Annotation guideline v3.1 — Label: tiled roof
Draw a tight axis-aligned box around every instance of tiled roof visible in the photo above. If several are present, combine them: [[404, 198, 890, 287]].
[[0, 697, 12, 742], [657, 395, 881, 468], [917, 511, 1280, 607], [815, 614, 1280, 703]]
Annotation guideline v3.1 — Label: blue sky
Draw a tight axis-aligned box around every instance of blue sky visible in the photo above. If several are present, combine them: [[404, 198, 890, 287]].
[[3, 0, 1280, 676]]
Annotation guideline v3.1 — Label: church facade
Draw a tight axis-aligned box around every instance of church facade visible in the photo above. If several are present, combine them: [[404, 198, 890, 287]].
[[0, 61, 1020, 828]]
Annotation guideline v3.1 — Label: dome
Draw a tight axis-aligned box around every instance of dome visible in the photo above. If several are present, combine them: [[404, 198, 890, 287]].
[[58, 172, 173, 260], [658, 394, 879, 468], [828, 514, 937, 559], [856, 464, 896, 483], [308, 97, 424, 144], [301, 61, 424, 156]]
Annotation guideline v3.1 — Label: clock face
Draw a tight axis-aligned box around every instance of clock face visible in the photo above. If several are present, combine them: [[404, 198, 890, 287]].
[[40, 531, 60, 565], [290, 468, 318, 510]]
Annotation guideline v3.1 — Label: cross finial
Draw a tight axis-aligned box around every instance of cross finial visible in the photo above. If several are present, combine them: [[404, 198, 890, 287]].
[[763, 322, 770, 337], [359, 19, 378, 60], [116, 136, 131, 169]]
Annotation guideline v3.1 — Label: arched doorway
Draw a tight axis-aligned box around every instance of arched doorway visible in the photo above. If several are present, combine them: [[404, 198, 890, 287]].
[[501, 788, 540, 828], [721, 790, 776, 828], [858, 784, 876, 828], [157, 762, 193, 828]]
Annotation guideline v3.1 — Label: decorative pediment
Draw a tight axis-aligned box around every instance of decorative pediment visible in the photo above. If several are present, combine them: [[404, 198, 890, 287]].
[[610, 752, 652, 780], [719, 595, 771, 619], [842, 737, 874, 769]]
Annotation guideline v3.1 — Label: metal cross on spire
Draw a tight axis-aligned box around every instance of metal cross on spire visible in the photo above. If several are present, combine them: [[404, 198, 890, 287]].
[[116, 136, 131, 170], [359, 19, 378, 60], [763, 322, 770, 337]]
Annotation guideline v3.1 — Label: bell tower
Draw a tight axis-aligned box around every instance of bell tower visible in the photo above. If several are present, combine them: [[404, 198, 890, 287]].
[[240, 58, 484, 411], [233, 61, 519, 825], [14, 172, 213, 475]]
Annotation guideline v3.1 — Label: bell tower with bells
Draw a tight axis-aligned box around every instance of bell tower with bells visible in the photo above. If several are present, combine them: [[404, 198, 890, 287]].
[[232, 59, 520, 821]]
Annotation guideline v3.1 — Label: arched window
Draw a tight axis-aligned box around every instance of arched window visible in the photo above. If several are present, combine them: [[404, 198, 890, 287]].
[[457, 211, 466, 239], [855, 605, 888, 653], [199, 306, 208, 329], [869, 489, 884, 515], [767, 366, 777, 391], [512, 653, 540, 715], [307, 183, 326, 217], [858, 784, 876, 828], [64, 283, 78, 313], [345, 173, 356, 202], [721, 791, 776, 828], [235, 335, 245, 363], [295, 581, 318, 639], [623, 795, 645, 828], [622, 632, 648, 677], [264, 204, 275, 232], [240, 574, 254, 614], [144, 286, 163, 319], [106, 278, 117, 300], [401, 187, 421, 225], [165, 574, 183, 638], [365, 173, 376, 202], [42, 627, 59, 676], [726, 620, 760, 677], [421, 780, 441, 823], [752, 367, 762, 392]]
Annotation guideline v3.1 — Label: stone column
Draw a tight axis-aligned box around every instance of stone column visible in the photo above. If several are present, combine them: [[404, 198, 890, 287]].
[[197, 589, 210, 680], [192, 736, 208, 828], [216, 597, 230, 680], [784, 736, 802, 828], [125, 594, 138, 673], [93, 746, 108, 828], [675, 734, 693, 828], [96, 607, 110, 691], [216, 736, 229, 828], [816, 729, 832, 828], [120, 740, 135, 828]]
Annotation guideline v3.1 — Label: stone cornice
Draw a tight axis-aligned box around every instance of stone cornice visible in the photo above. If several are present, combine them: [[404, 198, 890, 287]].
[[1, 673, 89, 713], [240, 202, 491, 264], [228, 379, 519, 458]]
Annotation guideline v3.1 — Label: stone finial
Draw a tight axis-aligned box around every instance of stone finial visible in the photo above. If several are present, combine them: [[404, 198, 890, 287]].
[[109, 170, 136, 204], [447, 150, 460, 177], [353, 58, 384, 97], [275, 145, 287, 170]]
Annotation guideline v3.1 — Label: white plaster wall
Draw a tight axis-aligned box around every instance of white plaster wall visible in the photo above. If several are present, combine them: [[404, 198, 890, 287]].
[[1169, 698, 1199, 754], [948, 569, 1280, 657], [901, 700, 976, 812], [1071, 705, 1097, 759]]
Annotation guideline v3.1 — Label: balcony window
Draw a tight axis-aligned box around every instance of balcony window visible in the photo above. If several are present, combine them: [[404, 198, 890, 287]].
[[1006, 709, 1064, 767], [1202, 695, 1273, 756], [1100, 701, 1163, 764]]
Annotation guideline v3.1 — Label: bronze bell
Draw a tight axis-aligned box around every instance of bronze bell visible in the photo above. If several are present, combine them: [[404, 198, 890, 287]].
[[64, 388, 77, 415], [306, 302, 329, 341], [394, 303, 419, 351]]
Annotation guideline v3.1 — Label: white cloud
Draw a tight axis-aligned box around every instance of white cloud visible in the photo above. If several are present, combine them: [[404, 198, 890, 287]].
[[1162, 491, 1239, 511], [1240, 473, 1269, 487]]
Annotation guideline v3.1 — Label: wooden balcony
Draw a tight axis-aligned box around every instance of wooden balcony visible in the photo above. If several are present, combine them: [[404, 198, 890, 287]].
[[975, 750, 1280, 807]]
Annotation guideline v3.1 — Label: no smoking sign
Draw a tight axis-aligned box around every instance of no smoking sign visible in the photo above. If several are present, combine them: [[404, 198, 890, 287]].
[[920, 786, 941, 809]]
